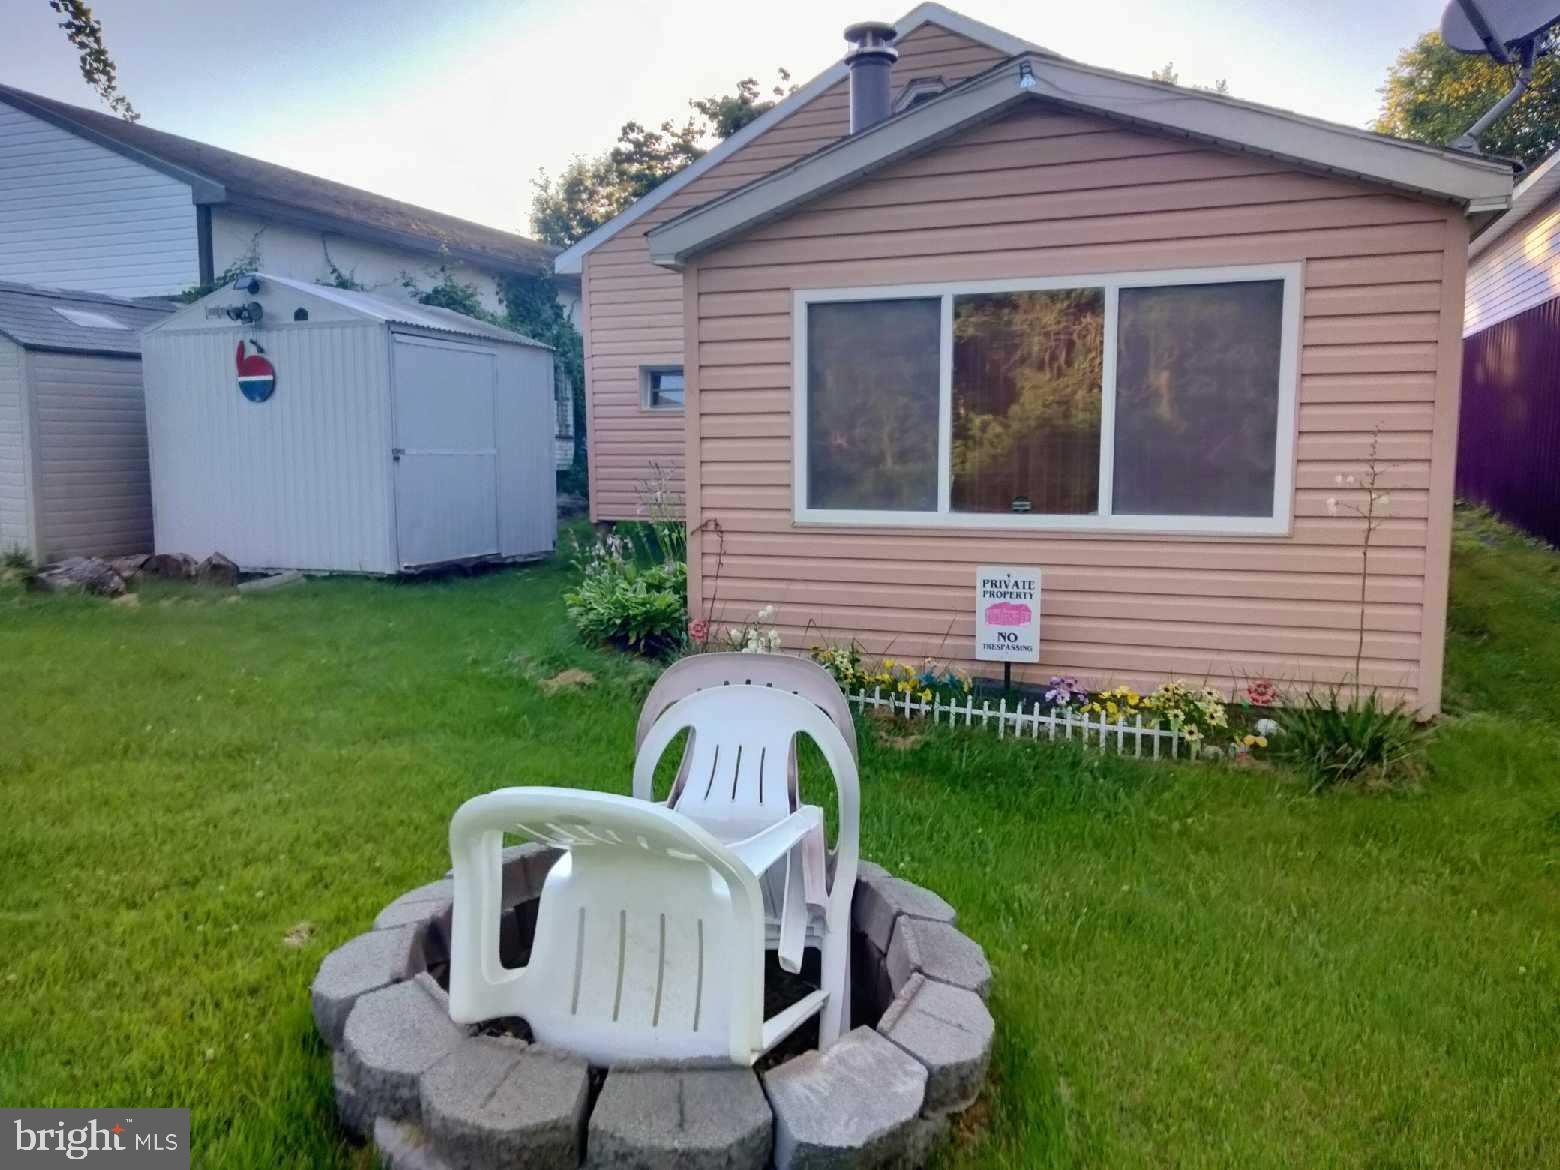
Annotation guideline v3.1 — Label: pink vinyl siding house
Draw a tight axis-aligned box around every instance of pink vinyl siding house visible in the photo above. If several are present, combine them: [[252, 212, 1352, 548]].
[[559, 6, 1036, 521], [565, 5, 1512, 713]]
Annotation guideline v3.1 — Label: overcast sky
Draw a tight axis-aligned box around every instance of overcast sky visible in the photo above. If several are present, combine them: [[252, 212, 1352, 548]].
[[2, 1, 1451, 238]]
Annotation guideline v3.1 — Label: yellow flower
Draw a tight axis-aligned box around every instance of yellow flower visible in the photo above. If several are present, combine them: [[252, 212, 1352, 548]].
[[1256, 736, 1268, 748], [897, 680, 913, 694], [884, 658, 896, 670], [920, 689, 933, 702], [1243, 734, 1257, 747]]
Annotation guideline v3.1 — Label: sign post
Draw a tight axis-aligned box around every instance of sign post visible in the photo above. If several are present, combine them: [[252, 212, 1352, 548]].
[[976, 566, 1041, 693]]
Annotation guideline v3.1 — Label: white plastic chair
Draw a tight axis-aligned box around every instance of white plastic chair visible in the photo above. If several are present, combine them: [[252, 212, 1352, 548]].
[[632, 685, 859, 1046], [446, 787, 830, 1066], [634, 653, 859, 806]]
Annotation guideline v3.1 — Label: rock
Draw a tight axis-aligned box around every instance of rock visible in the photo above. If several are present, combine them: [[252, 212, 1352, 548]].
[[237, 569, 303, 593], [333, 1050, 373, 1140], [375, 880, 456, 932], [143, 552, 196, 580], [876, 974, 994, 1114], [853, 865, 957, 953], [344, 975, 468, 1123], [311, 925, 426, 1048], [196, 552, 239, 588], [444, 842, 562, 906], [763, 1026, 928, 1170], [421, 1038, 588, 1170], [539, 668, 595, 694], [586, 1067, 771, 1170], [110, 593, 140, 609], [374, 1117, 455, 1170], [37, 557, 125, 597], [110, 553, 149, 581], [885, 917, 992, 1001], [502, 842, 562, 905]]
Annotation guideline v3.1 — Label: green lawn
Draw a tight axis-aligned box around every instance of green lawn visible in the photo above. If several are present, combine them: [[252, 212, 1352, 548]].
[[1, 509, 1556, 1169]]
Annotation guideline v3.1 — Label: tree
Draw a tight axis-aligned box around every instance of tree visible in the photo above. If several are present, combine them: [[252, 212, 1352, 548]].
[[531, 69, 795, 247], [1375, 31, 1560, 168], [49, 0, 138, 121]]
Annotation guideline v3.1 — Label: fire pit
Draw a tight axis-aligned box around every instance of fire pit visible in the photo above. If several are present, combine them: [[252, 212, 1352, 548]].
[[311, 845, 994, 1170]]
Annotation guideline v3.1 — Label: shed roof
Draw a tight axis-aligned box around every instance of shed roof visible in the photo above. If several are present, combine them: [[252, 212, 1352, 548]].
[[646, 53, 1515, 268], [0, 281, 174, 355], [145, 273, 552, 349], [0, 84, 559, 280]]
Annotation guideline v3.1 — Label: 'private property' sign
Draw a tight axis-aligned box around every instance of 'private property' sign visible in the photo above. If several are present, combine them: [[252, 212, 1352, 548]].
[[976, 566, 1041, 663]]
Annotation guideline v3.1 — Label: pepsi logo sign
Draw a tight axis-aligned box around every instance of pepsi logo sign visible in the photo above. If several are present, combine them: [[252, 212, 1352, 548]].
[[235, 340, 276, 403]]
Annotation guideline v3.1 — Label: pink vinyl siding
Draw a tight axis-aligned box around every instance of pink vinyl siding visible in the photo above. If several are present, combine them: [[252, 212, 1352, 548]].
[[683, 104, 1469, 712], [582, 22, 1009, 521]]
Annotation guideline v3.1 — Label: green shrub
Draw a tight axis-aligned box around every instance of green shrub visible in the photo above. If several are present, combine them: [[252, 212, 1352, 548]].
[[563, 532, 687, 657], [1273, 689, 1428, 789]]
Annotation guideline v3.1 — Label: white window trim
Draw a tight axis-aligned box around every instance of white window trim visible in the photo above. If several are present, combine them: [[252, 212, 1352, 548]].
[[639, 365, 685, 412], [791, 262, 1302, 537]]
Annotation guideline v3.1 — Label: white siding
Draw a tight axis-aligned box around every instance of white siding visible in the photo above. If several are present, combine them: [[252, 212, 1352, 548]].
[[212, 210, 509, 313], [0, 104, 199, 297], [28, 349, 153, 560], [1465, 201, 1560, 335], [143, 321, 398, 574], [0, 338, 32, 554]]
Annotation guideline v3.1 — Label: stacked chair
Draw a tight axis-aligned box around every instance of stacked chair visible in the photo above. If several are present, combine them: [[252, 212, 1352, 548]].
[[447, 655, 860, 1068]]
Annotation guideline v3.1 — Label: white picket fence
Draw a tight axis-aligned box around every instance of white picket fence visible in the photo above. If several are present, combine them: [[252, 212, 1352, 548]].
[[846, 686, 1192, 760]]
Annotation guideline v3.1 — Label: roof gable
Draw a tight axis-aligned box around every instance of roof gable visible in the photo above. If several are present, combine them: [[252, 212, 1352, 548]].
[[552, 3, 1052, 274], [0, 281, 174, 354], [0, 85, 557, 278], [645, 53, 1514, 268]]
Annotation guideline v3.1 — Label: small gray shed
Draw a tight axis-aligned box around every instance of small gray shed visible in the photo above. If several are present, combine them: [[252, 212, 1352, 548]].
[[0, 281, 173, 561], [141, 274, 556, 574]]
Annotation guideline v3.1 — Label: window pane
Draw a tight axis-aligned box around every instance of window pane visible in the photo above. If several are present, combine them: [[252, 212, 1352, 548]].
[[1114, 281, 1284, 517], [650, 369, 684, 408], [807, 299, 940, 511], [951, 289, 1104, 515]]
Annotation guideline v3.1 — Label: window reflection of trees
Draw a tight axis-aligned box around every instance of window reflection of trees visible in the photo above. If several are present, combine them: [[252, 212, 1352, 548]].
[[952, 289, 1104, 515], [806, 298, 941, 511]]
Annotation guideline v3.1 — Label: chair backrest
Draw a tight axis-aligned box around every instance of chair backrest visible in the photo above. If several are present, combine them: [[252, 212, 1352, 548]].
[[634, 654, 857, 813], [634, 653, 858, 762], [447, 787, 767, 1066], [633, 686, 860, 881]]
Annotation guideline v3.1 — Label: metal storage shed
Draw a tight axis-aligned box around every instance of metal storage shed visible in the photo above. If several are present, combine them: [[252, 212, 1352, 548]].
[[140, 274, 556, 574], [0, 281, 173, 562]]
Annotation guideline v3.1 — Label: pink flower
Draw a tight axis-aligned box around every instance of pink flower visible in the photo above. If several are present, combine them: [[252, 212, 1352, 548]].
[[688, 619, 709, 643], [1247, 679, 1279, 707]]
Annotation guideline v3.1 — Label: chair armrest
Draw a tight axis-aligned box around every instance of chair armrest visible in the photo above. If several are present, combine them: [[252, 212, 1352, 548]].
[[728, 806, 824, 876]]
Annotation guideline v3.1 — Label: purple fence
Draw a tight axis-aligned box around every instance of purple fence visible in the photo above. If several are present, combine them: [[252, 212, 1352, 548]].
[[1458, 295, 1560, 546]]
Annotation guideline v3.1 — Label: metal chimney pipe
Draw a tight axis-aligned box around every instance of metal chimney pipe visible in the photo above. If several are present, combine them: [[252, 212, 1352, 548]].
[[844, 21, 899, 133]]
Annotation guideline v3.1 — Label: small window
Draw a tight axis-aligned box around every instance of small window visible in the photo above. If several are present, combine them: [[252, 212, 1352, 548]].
[[51, 306, 127, 330], [641, 366, 685, 410], [893, 76, 948, 114]]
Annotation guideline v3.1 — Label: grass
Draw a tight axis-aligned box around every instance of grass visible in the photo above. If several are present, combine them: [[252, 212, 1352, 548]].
[[1, 508, 1557, 1169]]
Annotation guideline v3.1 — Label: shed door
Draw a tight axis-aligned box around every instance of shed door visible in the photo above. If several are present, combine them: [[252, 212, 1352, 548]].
[[391, 338, 500, 568]]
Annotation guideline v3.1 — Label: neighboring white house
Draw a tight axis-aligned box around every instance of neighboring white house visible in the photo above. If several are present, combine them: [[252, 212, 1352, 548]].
[[1464, 147, 1560, 336], [0, 84, 578, 319]]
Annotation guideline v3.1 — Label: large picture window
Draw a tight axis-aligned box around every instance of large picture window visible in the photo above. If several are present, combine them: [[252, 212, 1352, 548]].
[[793, 264, 1299, 535]]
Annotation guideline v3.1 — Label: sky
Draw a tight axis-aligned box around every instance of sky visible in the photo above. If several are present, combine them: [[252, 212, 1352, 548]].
[[1, 0, 1455, 239]]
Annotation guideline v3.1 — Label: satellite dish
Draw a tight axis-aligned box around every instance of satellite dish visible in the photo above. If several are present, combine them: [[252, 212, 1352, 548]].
[[1442, 0, 1559, 54], [1438, 0, 1560, 152]]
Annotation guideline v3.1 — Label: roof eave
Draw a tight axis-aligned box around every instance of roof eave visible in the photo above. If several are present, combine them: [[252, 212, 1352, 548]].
[[648, 54, 1514, 269], [223, 194, 555, 278]]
